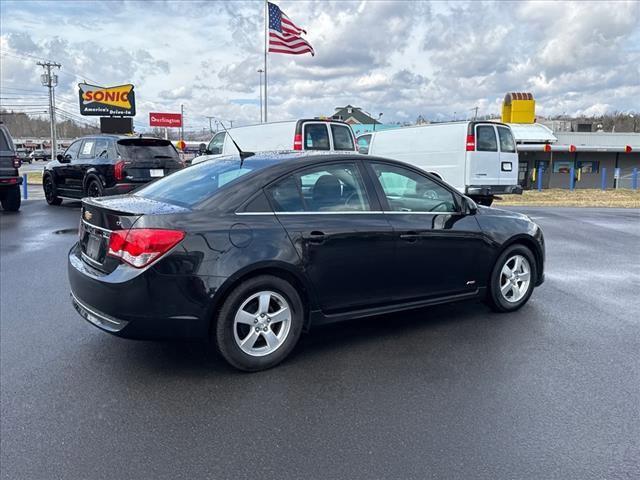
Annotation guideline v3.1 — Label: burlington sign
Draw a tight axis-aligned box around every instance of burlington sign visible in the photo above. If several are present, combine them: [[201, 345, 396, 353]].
[[149, 112, 182, 128], [78, 83, 136, 116]]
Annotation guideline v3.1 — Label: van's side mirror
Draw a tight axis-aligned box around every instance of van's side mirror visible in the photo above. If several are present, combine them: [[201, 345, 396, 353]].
[[198, 143, 208, 155]]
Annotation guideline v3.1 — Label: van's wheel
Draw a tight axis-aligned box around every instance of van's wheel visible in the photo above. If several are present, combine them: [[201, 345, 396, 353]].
[[485, 244, 537, 312], [475, 196, 494, 206], [86, 179, 104, 198], [0, 186, 21, 212], [215, 275, 304, 371], [43, 174, 62, 205]]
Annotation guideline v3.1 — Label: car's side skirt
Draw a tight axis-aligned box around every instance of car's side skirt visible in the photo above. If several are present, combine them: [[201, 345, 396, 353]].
[[309, 288, 485, 327]]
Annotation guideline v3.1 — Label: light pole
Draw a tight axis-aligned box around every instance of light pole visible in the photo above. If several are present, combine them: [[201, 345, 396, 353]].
[[258, 69, 264, 123]]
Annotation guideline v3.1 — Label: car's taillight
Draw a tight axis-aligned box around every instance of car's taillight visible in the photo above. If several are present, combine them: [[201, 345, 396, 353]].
[[13, 157, 21, 168], [293, 133, 302, 150], [114, 160, 125, 181], [466, 134, 475, 151], [107, 229, 185, 268]]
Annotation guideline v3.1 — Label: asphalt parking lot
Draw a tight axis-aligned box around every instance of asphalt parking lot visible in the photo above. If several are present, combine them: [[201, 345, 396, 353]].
[[1, 199, 639, 479]]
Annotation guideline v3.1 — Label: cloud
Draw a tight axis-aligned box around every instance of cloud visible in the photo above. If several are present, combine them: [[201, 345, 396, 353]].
[[1, 0, 639, 131]]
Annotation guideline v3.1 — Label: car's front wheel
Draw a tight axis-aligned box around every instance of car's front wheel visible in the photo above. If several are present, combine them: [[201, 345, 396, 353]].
[[486, 244, 536, 312], [215, 275, 304, 371]]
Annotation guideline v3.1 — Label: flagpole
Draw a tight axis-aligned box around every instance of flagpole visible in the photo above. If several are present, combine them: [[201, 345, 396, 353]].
[[264, 0, 268, 123]]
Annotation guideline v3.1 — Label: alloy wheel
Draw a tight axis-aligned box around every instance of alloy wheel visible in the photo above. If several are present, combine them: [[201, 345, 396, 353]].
[[233, 291, 292, 357], [499, 254, 531, 303]]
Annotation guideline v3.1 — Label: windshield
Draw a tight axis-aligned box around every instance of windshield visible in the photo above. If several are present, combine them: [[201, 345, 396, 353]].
[[134, 156, 276, 208]]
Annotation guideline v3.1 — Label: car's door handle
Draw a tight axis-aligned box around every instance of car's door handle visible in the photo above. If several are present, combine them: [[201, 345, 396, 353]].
[[400, 231, 419, 242], [308, 231, 326, 244]]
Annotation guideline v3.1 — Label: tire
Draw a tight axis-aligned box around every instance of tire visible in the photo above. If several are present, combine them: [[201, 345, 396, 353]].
[[86, 178, 104, 198], [0, 186, 21, 212], [43, 174, 62, 206], [485, 244, 537, 312], [215, 275, 304, 371]]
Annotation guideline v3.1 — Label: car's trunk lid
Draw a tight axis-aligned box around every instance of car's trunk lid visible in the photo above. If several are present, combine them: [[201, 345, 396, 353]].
[[79, 195, 188, 273], [116, 138, 182, 182]]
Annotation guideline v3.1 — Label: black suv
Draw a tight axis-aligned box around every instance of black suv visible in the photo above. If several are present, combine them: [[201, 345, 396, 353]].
[[0, 123, 22, 212], [43, 135, 183, 205]]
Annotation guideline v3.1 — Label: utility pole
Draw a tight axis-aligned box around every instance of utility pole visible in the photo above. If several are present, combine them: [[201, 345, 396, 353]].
[[230, 120, 233, 128], [180, 104, 184, 141], [205, 116, 215, 134], [37, 61, 61, 161], [471, 106, 479, 120], [258, 69, 264, 123]]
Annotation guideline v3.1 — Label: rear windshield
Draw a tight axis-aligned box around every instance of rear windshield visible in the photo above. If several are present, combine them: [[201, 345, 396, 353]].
[[117, 139, 179, 161], [134, 156, 276, 208], [331, 124, 355, 150]]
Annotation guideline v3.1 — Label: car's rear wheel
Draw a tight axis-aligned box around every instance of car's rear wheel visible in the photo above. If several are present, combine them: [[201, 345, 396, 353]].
[[215, 275, 304, 371], [43, 175, 62, 206], [0, 186, 21, 212], [86, 179, 104, 198], [486, 244, 536, 312]]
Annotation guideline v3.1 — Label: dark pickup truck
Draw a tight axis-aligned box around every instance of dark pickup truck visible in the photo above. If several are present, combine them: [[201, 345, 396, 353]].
[[0, 123, 22, 212]]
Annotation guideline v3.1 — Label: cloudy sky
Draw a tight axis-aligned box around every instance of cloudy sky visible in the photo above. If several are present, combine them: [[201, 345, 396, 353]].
[[1, 0, 639, 132]]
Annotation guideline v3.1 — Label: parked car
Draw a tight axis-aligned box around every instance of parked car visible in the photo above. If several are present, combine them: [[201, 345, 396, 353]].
[[0, 123, 22, 212], [359, 121, 523, 206], [191, 119, 357, 165], [16, 148, 32, 164], [69, 152, 545, 371], [43, 135, 184, 205], [30, 149, 51, 161]]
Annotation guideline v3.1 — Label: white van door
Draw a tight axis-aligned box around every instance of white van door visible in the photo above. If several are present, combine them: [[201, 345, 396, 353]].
[[468, 124, 500, 186], [302, 122, 331, 151], [496, 125, 519, 186]]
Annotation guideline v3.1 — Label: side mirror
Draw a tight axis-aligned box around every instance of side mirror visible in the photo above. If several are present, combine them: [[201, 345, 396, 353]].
[[56, 154, 64, 162], [198, 143, 207, 154], [463, 196, 478, 214], [58, 154, 71, 163]]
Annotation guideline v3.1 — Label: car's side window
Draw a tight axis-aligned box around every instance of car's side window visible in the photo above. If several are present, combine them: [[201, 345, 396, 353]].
[[267, 162, 370, 212], [371, 163, 458, 213], [207, 132, 226, 155], [94, 139, 110, 159], [357, 134, 371, 154], [476, 126, 497, 152], [331, 124, 354, 150], [497, 126, 516, 153], [78, 139, 96, 160], [303, 124, 330, 151], [64, 140, 82, 161]]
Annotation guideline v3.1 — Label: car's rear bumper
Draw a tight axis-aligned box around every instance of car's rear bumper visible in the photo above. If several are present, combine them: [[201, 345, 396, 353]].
[[466, 185, 523, 196], [103, 182, 145, 196], [0, 176, 23, 187], [68, 243, 213, 340]]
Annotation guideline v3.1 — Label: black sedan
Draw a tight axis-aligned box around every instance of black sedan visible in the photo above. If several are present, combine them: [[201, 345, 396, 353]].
[[68, 152, 545, 371]]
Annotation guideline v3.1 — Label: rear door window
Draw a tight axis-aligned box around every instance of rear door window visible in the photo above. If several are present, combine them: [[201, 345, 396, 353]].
[[93, 138, 110, 159], [267, 162, 370, 212], [331, 124, 355, 150], [497, 126, 516, 153], [0, 129, 13, 151], [476, 125, 498, 152], [303, 123, 330, 151]]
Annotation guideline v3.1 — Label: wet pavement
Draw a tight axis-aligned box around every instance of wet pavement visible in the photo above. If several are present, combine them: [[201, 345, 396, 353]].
[[1, 201, 639, 479]]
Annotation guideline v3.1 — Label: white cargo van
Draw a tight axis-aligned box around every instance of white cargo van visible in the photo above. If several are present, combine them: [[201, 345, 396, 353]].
[[358, 121, 522, 205], [192, 119, 357, 165]]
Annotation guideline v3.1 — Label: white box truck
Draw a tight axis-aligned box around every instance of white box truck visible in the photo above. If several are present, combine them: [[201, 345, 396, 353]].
[[357, 121, 522, 205], [192, 119, 357, 165]]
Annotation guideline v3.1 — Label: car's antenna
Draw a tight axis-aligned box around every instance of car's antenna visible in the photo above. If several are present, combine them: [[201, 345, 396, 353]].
[[218, 121, 254, 166]]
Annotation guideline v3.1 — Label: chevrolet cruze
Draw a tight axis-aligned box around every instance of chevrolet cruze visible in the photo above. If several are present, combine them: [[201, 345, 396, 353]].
[[69, 152, 545, 371]]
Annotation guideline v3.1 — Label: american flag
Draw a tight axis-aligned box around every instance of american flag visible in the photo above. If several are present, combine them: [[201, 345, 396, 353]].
[[268, 2, 315, 56]]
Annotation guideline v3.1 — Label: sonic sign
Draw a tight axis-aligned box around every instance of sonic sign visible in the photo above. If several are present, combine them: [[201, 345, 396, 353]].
[[78, 83, 136, 116]]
